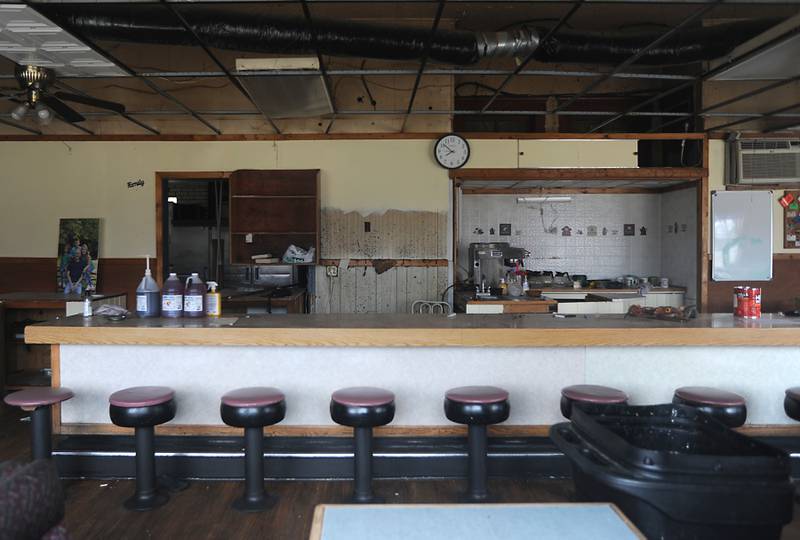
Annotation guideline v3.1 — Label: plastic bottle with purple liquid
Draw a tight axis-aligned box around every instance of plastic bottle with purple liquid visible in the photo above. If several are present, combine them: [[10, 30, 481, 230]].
[[161, 273, 184, 318]]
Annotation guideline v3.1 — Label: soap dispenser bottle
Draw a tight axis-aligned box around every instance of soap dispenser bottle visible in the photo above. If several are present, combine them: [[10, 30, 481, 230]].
[[205, 281, 221, 317], [135, 255, 161, 318]]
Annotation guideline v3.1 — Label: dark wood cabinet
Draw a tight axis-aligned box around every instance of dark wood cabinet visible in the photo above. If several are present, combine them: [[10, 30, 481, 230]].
[[229, 170, 320, 265]]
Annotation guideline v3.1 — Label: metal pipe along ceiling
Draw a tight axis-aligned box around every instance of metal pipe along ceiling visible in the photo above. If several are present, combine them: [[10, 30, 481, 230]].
[[40, 5, 776, 66]]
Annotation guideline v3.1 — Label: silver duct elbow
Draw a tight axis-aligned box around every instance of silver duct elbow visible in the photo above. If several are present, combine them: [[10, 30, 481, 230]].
[[475, 27, 540, 58]]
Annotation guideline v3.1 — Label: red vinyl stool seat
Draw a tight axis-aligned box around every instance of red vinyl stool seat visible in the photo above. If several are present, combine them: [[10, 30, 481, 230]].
[[560, 384, 628, 419], [672, 386, 746, 428]]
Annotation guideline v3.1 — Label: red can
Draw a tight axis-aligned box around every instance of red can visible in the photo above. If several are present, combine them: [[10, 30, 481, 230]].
[[733, 286, 749, 317], [746, 287, 762, 319], [734, 286, 762, 318]]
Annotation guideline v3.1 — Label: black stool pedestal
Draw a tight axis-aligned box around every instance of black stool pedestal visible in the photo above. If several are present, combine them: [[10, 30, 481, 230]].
[[109, 386, 177, 512], [330, 387, 395, 504], [126, 425, 169, 511], [220, 387, 286, 513], [444, 386, 510, 503]]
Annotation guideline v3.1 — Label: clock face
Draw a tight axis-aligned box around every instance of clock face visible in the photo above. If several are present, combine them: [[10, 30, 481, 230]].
[[434, 134, 470, 169]]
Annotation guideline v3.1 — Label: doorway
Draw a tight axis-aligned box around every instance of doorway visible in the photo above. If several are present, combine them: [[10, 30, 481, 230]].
[[157, 173, 229, 284]]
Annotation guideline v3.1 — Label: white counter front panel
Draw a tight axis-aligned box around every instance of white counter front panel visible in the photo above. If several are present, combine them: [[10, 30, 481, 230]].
[[59, 344, 799, 427]]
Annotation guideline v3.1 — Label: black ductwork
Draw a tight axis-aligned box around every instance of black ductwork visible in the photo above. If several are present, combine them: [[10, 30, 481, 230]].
[[39, 5, 776, 67], [533, 20, 777, 65]]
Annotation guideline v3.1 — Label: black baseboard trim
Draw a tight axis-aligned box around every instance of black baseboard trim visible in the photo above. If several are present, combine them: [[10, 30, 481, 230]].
[[52, 434, 800, 481]]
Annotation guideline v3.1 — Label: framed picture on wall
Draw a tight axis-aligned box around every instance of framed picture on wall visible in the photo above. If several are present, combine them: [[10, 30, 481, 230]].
[[784, 191, 800, 249], [57, 218, 100, 294]]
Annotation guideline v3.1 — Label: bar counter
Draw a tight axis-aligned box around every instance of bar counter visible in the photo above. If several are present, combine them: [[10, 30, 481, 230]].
[[24, 313, 800, 436], [25, 313, 800, 347]]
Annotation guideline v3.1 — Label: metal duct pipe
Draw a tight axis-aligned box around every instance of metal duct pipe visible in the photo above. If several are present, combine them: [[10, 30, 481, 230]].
[[40, 6, 775, 66], [533, 20, 778, 65]]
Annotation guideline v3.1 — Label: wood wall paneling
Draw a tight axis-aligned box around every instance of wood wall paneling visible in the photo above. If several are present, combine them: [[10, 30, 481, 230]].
[[320, 209, 447, 259], [0, 257, 152, 309], [707, 255, 800, 313], [312, 265, 449, 314]]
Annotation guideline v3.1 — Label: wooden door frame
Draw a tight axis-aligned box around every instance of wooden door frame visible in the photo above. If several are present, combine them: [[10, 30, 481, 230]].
[[449, 140, 711, 311], [154, 171, 230, 286]]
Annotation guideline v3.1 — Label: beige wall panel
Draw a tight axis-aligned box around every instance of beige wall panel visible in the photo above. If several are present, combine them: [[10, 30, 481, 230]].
[[275, 140, 450, 213], [518, 140, 638, 168], [466, 139, 519, 168]]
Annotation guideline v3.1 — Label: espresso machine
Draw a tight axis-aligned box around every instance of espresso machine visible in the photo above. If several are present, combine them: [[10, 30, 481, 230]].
[[469, 242, 528, 289]]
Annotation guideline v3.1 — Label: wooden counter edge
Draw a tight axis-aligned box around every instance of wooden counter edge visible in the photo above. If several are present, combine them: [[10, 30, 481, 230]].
[[26, 325, 800, 347]]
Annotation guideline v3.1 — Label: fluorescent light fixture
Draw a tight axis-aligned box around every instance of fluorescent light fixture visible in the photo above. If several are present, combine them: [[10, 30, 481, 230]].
[[516, 196, 573, 203]]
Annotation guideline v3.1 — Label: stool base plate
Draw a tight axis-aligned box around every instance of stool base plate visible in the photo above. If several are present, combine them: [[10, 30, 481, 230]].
[[351, 493, 385, 504], [124, 490, 169, 511], [460, 492, 494, 504], [232, 493, 278, 513]]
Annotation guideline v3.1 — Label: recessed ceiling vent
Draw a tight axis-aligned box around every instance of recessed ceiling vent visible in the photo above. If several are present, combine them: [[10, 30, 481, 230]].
[[235, 57, 332, 119]]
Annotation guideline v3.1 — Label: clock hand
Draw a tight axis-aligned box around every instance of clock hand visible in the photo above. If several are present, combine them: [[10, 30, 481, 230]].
[[442, 143, 453, 152]]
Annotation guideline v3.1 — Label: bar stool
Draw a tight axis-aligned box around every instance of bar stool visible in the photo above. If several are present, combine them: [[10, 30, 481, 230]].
[[220, 387, 286, 512], [672, 386, 747, 428], [784, 387, 800, 421], [560, 384, 628, 419], [3, 387, 74, 460], [109, 386, 176, 511], [330, 386, 395, 503], [444, 386, 510, 503]]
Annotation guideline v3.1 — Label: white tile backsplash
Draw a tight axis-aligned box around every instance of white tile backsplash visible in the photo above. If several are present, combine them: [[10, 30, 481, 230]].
[[660, 188, 698, 304], [460, 194, 663, 280]]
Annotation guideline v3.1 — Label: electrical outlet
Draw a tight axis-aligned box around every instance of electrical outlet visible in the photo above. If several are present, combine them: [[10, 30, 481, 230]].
[[326, 265, 339, 278]]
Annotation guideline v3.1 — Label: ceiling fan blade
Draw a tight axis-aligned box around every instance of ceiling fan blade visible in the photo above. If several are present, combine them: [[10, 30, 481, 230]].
[[40, 94, 85, 123], [54, 91, 125, 114]]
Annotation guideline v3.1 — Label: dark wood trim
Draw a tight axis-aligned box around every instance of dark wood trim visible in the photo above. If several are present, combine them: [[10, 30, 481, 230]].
[[698, 137, 710, 312], [452, 179, 459, 288], [656, 181, 698, 193], [51, 345, 61, 436], [451, 168, 706, 182], [726, 183, 800, 191], [462, 187, 663, 195], [774, 253, 800, 260], [318, 259, 448, 268], [0, 132, 708, 143]]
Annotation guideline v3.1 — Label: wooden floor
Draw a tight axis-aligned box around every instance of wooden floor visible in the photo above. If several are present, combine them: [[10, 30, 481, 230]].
[[2, 403, 800, 539]]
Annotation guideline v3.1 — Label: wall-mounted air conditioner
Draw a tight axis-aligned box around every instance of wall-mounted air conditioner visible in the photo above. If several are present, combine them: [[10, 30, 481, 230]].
[[736, 139, 800, 184]]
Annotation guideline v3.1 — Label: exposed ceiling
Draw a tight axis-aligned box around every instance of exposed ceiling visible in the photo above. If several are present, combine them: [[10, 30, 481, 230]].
[[0, 1, 799, 136]]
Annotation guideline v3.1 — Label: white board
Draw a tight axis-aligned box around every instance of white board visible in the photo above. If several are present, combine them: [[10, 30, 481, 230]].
[[712, 190, 772, 281]]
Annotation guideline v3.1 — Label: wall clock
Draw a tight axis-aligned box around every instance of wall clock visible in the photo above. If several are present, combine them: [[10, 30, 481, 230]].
[[434, 133, 470, 169]]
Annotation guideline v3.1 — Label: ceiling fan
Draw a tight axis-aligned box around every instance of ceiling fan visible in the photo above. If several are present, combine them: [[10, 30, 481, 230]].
[[3, 64, 126, 125]]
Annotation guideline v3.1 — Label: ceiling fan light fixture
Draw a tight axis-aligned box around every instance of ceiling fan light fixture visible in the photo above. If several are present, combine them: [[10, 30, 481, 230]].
[[10, 102, 28, 121], [35, 103, 51, 125]]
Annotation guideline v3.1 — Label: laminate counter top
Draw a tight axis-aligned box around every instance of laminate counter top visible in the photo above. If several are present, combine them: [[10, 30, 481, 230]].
[[24, 313, 800, 347]]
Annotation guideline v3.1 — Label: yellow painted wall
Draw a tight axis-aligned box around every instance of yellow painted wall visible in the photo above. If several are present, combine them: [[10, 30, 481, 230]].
[[708, 140, 792, 254], [0, 137, 651, 259], [0, 140, 452, 258]]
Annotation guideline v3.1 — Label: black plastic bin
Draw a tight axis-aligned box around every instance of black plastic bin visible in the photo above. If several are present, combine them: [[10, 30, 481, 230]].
[[550, 403, 794, 540]]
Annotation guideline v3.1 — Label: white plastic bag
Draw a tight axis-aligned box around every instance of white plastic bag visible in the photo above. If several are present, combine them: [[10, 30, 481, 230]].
[[282, 244, 315, 264]]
